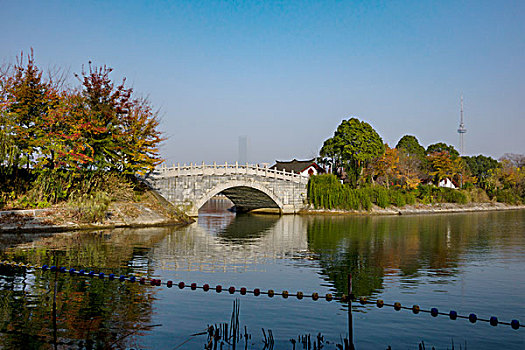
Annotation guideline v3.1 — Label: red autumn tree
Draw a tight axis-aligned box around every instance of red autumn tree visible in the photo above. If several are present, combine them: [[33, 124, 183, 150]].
[[2, 50, 59, 168], [76, 63, 163, 174]]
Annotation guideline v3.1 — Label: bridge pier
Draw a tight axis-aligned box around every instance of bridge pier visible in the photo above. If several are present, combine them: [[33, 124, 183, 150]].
[[281, 204, 299, 215]]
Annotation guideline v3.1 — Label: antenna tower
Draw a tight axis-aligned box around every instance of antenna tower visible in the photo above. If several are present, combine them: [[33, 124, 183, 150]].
[[457, 96, 467, 154]]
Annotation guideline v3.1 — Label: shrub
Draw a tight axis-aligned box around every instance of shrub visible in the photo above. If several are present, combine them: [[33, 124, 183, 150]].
[[449, 190, 468, 204], [71, 191, 111, 223], [433, 187, 468, 204], [417, 184, 434, 203], [375, 187, 390, 208], [15, 195, 36, 209], [389, 190, 406, 207], [357, 190, 372, 210], [465, 188, 490, 203], [308, 175, 481, 210], [462, 182, 475, 190], [405, 191, 416, 205], [25, 170, 70, 205], [495, 189, 521, 204]]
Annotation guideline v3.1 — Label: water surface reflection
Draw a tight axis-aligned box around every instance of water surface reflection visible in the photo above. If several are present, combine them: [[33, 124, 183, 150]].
[[0, 205, 523, 348]]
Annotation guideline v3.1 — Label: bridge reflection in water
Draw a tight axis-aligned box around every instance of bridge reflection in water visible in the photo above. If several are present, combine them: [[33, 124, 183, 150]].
[[152, 198, 311, 273], [150, 203, 525, 303]]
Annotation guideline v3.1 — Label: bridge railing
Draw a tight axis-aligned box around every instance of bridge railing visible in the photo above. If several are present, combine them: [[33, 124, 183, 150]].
[[152, 162, 309, 183]]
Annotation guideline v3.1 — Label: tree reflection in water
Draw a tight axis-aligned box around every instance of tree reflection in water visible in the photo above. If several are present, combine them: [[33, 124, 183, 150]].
[[305, 211, 524, 300], [0, 227, 172, 348]]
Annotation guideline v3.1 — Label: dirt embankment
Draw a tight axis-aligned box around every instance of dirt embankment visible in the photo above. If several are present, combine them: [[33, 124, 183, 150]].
[[0, 189, 193, 233], [300, 202, 525, 216]]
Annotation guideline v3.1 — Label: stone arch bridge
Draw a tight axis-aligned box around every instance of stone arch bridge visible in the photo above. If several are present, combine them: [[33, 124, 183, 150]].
[[143, 163, 309, 216]]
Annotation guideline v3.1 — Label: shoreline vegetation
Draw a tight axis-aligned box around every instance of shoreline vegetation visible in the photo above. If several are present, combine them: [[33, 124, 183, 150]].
[[312, 118, 524, 211], [307, 173, 524, 208], [0, 51, 196, 229], [0, 184, 193, 233]]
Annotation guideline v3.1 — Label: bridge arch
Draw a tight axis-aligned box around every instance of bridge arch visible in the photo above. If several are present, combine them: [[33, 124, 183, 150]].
[[193, 181, 284, 215]]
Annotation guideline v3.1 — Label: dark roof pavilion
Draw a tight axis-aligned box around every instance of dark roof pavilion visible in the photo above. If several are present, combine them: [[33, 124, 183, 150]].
[[270, 159, 323, 174]]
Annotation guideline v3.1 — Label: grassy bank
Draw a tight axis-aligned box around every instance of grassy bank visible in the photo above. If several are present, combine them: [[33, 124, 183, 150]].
[[307, 174, 523, 211], [0, 170, 190, 225]]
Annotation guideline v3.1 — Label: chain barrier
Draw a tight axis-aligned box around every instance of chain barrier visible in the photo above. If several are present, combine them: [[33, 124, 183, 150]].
[[0, 260, 522, 330]]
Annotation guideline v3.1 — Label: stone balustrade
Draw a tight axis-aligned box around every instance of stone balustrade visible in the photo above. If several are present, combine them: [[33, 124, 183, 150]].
[[154, 162, 308, 184]]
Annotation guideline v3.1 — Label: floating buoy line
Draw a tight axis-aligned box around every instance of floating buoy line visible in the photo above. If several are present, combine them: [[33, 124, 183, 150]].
[[0, 260, 521, 330]]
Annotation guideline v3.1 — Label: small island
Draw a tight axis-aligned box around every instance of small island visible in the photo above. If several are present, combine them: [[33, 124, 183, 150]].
[[0, 52, 191, 231]]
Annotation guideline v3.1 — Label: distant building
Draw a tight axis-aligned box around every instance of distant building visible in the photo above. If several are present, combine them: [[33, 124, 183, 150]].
[[438, 178, 456, 189], [270, 159, 324, 177], [238, 136, 247, 164]]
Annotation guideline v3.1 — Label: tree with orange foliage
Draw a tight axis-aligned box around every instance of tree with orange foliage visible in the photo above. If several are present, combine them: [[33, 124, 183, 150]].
[[368, 145, 424, 189], [2, 50, 59, 169], [76, 64, 164, 175], [427, 151, 474, 188], [397, 152, 423, 189], [1, 51, 165, 207], [2, 56, 164, 176], [35, 91, 96, 170], [368, 145, 400, 188]]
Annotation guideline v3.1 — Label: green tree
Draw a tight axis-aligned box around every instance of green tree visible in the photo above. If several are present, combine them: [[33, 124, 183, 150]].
[[320, 118, 385, 187], [463, 155, 500, 189], [0, 76, 19, 170], [396, 135, 426, 159], [426, 142, 459, 158], [318, 137, 342, 172], [396, 135, 427, 184]]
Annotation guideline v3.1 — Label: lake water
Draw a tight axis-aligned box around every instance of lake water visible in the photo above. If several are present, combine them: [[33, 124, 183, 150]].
[[0, 199, 523, 349]]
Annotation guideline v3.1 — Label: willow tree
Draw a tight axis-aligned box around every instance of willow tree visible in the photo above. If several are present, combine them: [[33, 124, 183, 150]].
[[320, 118, 385, 187]]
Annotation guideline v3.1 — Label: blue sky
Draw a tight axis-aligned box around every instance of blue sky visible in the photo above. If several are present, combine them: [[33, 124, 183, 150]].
[[1, 0, 524, 164]]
